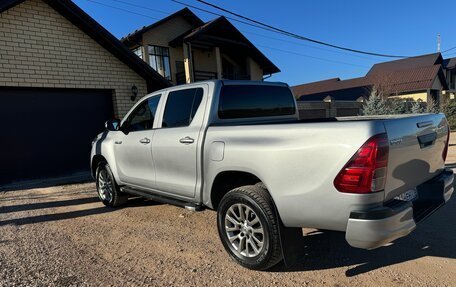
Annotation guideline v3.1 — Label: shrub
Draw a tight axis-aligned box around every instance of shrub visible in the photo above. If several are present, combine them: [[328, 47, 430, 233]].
[[411, 101, 425, 113], [362, 87, 391, 115], [441, 99, 456, 130]]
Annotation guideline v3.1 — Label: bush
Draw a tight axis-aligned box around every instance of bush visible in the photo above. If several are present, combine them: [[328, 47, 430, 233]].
[[362, 86, 456, 131], [441, 99, 456, 130], [362, 87, 392, 115], [362, 87, 413, 115], [411, 101, 425, 113]]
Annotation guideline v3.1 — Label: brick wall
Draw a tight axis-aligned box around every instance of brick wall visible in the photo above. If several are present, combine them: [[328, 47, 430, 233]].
[[0, 0, 149, 117]]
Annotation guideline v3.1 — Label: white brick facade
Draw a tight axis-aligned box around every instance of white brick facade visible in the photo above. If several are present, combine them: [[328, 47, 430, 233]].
[[0, 0, 149, 117]]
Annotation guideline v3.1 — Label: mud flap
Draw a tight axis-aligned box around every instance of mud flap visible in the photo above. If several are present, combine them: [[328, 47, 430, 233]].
[[266, 185, 306, 268], [278, 222, 305, 267], [273, 205, 305, 267]]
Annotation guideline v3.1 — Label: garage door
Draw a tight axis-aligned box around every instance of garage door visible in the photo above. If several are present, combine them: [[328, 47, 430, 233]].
[[0, 88, 114, 185]]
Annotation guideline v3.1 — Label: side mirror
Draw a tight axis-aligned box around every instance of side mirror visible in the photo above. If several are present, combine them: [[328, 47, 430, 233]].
[[105, 119, 120, 131]]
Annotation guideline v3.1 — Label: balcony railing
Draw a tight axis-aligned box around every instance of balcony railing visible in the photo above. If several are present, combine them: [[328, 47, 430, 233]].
[[176, 71, 251, 84], [176, 71, 217, 85], [222, 73, 251, 81]]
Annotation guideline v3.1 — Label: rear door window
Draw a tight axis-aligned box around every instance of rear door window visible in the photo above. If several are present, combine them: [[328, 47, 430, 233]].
[[218, 85, 296, 119], [162, 88, 204, 128]]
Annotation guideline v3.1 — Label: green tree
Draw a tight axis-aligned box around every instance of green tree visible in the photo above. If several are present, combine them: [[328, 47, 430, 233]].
[[411, 100, 424, 113], [362, 86, 391, 115], [426, 97, 439, 113]]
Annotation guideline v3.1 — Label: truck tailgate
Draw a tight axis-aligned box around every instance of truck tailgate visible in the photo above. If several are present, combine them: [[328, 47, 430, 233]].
[[383, 113, 449, 201]]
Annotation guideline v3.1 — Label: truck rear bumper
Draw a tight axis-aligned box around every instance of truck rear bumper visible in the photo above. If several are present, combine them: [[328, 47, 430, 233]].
[[346, 168, 454, 249]]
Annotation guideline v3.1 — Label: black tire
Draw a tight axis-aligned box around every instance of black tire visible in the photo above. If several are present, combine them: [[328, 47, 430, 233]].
[[96, 162, 128, 207], [217, 185, 282, 270]]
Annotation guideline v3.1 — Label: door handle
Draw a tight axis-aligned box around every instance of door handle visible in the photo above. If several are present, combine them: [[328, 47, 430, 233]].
[[179, 136, 194, 144], [114, 141, 122, 145], [139, 138, 151, 144]]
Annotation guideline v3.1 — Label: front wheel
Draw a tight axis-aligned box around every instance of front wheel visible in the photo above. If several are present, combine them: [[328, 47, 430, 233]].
[[217, 185, 282, 270], [96, 162, 128, 207]]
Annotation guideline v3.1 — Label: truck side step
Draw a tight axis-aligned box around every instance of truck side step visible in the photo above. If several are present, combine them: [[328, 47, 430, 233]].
[[120, 186, 205, 211]]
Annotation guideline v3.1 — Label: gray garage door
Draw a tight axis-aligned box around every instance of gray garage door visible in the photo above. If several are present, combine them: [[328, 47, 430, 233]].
[[0, 88, 114, 185]]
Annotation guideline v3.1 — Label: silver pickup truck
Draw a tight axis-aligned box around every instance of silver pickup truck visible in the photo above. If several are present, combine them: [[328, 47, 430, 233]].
[[91, 80, 453, 270]]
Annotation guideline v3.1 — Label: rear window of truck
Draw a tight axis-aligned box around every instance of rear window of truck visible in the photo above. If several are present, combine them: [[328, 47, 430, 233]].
[[218, 85, 296, 119]]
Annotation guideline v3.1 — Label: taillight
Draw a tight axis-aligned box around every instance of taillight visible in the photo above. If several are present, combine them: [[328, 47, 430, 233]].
[[442, 126, 450, 161], [334, 133, 389, 194]]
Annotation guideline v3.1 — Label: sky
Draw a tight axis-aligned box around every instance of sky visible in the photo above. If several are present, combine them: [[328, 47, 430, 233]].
[[73, 0, 456, 86]]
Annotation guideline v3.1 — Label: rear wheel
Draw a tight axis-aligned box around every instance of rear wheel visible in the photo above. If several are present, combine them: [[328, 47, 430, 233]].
[[96, 163, 128, 207], [217, 185, 282, 270]]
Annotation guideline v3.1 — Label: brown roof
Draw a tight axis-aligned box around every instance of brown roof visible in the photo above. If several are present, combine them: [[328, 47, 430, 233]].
[[293, 77, 369, 97], [367, 53, 442, 75], [372, 65, 442, 94], [293, 53, 448, 99], [121, 8, 204, 47], [169, 17, 280, 75], [292, 78, 340, 96], [444, 57, 456, 69]]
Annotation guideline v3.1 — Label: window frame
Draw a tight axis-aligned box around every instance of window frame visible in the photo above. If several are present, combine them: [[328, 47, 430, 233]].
[[160, 87, 205, 129], [132, 46, 143, 60], [217, 84, 297, 120], [148, 45, 172, 81], [121, 94, 161, 133]]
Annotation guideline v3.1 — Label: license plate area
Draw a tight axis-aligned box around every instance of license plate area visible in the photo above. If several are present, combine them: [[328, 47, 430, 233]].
[[395, 189, 419, 202]]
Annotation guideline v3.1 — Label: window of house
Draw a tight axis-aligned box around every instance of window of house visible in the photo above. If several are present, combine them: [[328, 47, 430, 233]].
[[132, 47, 143, 60], [126, 95, 161, 131], [162, 88, 204, 128], [149, 45, 171, 80], [218, 85, 296, 119]]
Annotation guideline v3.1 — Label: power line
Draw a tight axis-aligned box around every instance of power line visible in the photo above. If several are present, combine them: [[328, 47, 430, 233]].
[[112, 0, 386, 62], [442, 46, 456, 54], [444, 51, 456, 56], [244, 30, 378, 61], [171, 0, 382, 61], [85, 0, 162, 21], [83, 0, 372, 68], [195, 0, 410, 58], [256, 45, 369, 68], [109, 0, 170, 15], [170, 0, 278, 33]]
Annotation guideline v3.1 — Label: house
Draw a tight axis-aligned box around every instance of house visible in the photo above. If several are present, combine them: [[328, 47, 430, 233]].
[[0, 0, 171, 186], [293, 53, 453, 103], [443, 57, 456, 97], [121, 8, 280, 85]]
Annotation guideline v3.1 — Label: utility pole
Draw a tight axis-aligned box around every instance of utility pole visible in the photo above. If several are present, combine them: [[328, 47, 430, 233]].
[[437, 33, 441, 52]]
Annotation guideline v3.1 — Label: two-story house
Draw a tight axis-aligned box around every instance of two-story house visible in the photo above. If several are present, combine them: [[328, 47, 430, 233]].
[[294, 53, 456, 104], [121, 8, 280, 85]]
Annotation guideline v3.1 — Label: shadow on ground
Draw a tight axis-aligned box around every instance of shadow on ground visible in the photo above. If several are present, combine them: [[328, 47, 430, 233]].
[[0, 174, 92, 192], [271, 195, 456, 276], [0, 197, 160, 227], [1, 185, 455, 277]]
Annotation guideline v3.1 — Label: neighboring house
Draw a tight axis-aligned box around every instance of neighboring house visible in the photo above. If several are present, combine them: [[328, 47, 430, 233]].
[[0, 0, 170, 186], [121, 8, 280, 85], [294, 53, 453, 103], [443, 57, 456, 97]]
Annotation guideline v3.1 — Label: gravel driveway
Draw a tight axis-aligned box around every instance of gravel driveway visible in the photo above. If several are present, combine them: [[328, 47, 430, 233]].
[[0, 180, 455, 287], [1, 134, 456, 286]]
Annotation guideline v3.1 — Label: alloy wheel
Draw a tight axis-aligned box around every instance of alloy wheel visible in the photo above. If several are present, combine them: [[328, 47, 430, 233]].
[[224, 203, 265, 258], [98, 169, 113, 203]]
